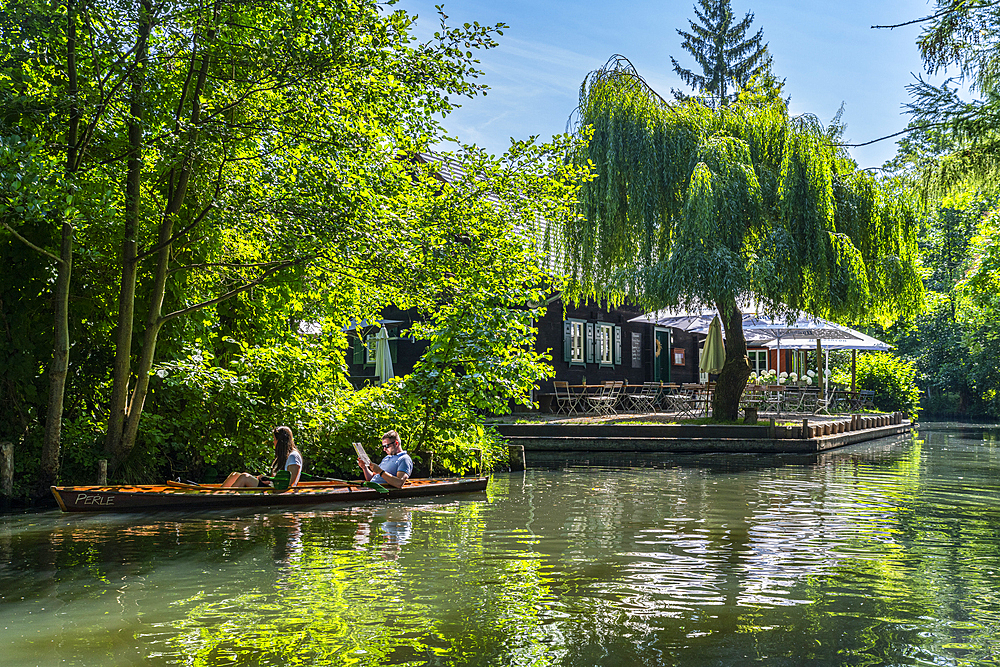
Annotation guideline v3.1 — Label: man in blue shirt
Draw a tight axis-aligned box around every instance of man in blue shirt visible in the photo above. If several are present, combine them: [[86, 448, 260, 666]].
[[358, 430, 413, 488]]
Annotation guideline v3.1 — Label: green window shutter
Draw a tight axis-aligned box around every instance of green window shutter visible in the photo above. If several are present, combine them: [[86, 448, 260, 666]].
[[352, 336, 363, 364], [563, 320, 572, 362], [586, 323, 595, 364], [390, 337, 398, 364], [614, 326, 622, 365]]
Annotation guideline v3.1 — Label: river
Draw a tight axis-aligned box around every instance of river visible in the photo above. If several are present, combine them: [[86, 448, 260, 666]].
[[2, 424, 999, 666]]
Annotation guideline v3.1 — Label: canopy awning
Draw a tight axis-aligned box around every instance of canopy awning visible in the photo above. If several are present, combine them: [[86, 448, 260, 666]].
[[341, 318, 404, 332], [630, 306, 864, 343]]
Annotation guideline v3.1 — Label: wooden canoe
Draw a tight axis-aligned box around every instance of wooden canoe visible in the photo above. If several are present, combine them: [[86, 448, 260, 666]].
[[50, 476, 489, 513]]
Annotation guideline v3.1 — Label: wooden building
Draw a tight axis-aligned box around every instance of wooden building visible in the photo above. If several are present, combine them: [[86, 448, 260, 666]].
[[345, 298, 705, 406]]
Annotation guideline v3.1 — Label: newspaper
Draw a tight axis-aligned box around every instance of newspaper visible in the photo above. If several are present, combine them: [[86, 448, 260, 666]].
[[352, 442, 371, 465]]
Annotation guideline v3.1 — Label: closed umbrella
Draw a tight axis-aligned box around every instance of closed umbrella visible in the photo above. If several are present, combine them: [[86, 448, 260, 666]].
[[699, 315, 726, 375], [374, 326, 394, 385]]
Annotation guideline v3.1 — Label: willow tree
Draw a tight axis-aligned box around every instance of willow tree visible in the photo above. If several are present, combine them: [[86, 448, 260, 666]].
[[563, 57, 923, 420]]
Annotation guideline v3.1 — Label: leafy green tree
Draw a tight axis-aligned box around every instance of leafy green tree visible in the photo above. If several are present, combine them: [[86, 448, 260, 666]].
[[831, 352, 921, 416], [671, 0, 770, 107], [564, 58, 923, 420], [0, 0, 85, 492], [904, 1, 1000, 195], [954, 205, 1000, 414], [2, 0, 512, 481]]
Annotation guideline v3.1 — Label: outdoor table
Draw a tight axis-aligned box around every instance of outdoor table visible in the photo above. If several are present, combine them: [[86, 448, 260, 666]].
[[570, 385, 604, 414]]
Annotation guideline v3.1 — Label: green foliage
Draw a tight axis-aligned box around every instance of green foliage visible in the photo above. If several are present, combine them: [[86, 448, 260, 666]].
[[905, 3, 1000, 196], [670, 0, 770, 107], [1, 0, 588, 490], [565, 56, 922, 420], [567, 58, 922, 326], [831, 352, 921, 415], [305, 382, 505, 479]]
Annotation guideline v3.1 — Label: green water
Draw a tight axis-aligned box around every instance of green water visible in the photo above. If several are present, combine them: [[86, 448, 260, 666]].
[[3, 426, 1000, 666]]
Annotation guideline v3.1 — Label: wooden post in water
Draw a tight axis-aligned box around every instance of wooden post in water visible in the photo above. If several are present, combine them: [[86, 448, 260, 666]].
[[1, 442, 12, 497], [97, 459, 107, 485], [508, 444, 525, 471], [802, 418, 809, 439], [768, 417, 776, 440]]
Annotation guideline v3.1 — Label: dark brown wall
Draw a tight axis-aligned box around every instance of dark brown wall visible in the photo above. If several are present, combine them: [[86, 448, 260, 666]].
[[346, 306, 427, 389], [534, 297, 702, 391], [347, 299, 704, 393]]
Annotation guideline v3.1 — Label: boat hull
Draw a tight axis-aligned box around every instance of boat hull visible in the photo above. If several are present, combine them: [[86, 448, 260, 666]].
[[51, 477, 489, 513]]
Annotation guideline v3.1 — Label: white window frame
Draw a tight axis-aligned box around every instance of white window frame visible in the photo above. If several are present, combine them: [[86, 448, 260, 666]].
[[598, 323, 614, 367], [747, 350, 768, 374], [570, 320, 585, 364]]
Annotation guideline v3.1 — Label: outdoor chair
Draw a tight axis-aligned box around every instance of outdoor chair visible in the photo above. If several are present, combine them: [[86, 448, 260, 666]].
[[761, 385, 784, 414], [552, 381, 579, 415], [626, 382, 659, 413], [586, 382, 618, 416], [799, 388, 820, 414], [782, 386, 808, 413], [814, 390, 834, 415], [741, 385, 765, 412], [858, 390, 876, 411], [664, 385, 699, 419]]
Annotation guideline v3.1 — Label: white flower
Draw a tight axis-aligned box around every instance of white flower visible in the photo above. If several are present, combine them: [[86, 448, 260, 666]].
[[805, 376, 813, 385], [806, 369, 816, 377], [779, 372, 788, 378]]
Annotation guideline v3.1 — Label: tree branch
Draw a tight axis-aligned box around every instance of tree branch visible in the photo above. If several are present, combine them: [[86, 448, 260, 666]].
[[872, 1, 1000, 30], [837, 121, 950, 147], [134, 203, 213, 262], [159, 258, 303, 324], [168, 259, 290, 274], [0, 221, 64, 264]]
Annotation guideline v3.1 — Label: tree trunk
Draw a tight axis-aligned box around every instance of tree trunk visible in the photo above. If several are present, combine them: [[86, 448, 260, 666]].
[[36, 3, 79, 493], [37, 222, 73, 492], [104, 1, 151, 468], [712, 298, 751, 421], [111, 18, 211, 466]]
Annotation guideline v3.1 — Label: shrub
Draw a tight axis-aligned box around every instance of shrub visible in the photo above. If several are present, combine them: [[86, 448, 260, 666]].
[[304, 379, 505, 478], [831, 352, 920, 416]]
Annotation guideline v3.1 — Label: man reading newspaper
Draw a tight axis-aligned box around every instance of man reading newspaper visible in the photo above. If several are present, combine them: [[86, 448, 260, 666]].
[[356, 430, 413, 488]]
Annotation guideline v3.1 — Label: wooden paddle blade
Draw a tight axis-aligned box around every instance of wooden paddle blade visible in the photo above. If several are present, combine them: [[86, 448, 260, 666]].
[[272, 470, 292, 491]]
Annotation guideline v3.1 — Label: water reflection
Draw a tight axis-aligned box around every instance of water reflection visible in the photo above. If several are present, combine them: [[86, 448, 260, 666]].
[[1, 429, 1000, 665]]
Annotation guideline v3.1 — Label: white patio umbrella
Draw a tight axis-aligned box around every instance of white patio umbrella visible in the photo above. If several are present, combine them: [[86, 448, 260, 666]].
[[631, 304, 862, 393], [374, 326, 394, 385]]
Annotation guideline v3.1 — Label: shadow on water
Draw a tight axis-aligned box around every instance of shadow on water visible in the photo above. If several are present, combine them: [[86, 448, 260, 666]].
[[524, 432, 917, 474]]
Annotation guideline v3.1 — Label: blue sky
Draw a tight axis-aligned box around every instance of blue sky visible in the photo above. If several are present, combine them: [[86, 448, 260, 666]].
[[401, 0, 949, 169]]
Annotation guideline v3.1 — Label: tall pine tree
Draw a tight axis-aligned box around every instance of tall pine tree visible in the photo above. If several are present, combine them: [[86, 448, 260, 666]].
[[671, 0, 769, 107]]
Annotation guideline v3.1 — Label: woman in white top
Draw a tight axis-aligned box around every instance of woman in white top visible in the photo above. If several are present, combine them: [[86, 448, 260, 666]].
[[222, 426, 302, 488]]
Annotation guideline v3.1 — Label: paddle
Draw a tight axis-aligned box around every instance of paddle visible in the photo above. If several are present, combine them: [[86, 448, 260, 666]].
[[300, 472, 388, 493], [271, 470, 292, 491]]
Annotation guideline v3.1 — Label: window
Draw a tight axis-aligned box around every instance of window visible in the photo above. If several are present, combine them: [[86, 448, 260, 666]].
[[747, 350, 768, 374], [570, 321, 585, 363], [598, 323, 613, 366]]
